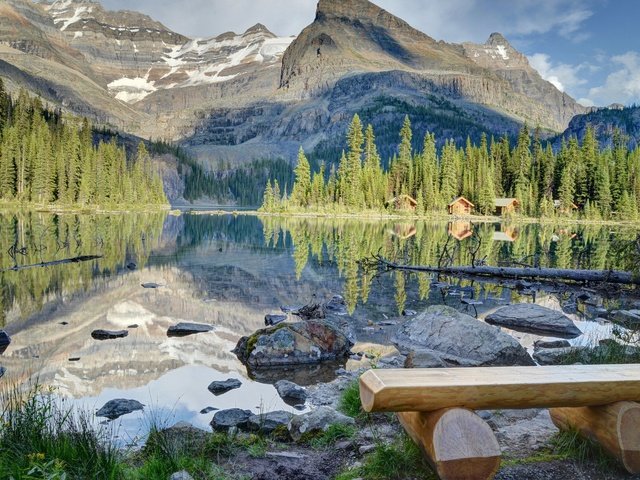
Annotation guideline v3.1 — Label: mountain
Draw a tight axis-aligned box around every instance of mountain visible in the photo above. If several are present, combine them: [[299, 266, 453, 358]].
[[0, 0, 588, 172], [558, 105, 640, 149]]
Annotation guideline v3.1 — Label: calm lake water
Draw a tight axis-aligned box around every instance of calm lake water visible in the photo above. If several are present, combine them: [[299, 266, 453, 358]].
[[1, 211, 639, 442]]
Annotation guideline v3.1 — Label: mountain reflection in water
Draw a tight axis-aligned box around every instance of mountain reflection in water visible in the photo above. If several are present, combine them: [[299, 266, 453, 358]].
[[1, 211, 639, 438]]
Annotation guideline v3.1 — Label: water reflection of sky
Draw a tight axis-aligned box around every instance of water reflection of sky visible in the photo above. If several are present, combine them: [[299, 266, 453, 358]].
[[70, 365, 307, 445], [2, 212, 639, 441]]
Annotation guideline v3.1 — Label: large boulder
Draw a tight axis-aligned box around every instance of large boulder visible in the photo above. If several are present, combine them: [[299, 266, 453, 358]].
[[393, 305, 534, 367], [233, 320, 352, 368], [247, 411, 294, 435], [611, 310, 640, 328], [485, 304, 582, 338], [288, 406, 355, 442]]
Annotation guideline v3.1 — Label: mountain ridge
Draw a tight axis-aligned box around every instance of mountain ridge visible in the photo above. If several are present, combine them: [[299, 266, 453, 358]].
[[1, 0, 588, 169]]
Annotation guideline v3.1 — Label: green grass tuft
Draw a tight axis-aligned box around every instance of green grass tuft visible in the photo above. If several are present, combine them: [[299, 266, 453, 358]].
[[338, 380, 365, 418], [337, 434, 435, 480], [310, 423, 357, 448]]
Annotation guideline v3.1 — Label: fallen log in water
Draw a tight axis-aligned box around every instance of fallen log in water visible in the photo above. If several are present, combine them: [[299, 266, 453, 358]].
[[1, 255, 103, 272], [376, 258, 640, 286]]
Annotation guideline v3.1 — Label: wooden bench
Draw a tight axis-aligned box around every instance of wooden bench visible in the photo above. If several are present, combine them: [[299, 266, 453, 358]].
[[359, 365, 640, 480]]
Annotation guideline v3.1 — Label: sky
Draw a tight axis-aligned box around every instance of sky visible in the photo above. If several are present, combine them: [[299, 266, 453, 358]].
[[100, 0, 640, 107]]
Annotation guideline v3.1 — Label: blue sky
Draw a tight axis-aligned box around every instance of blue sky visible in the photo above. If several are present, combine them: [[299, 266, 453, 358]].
[[101, 0, 640, 107]]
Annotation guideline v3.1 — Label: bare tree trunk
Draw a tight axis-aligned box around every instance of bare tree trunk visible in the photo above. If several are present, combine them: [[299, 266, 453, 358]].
[[376, 258, 640, 285], [1, 255, 103, 273]]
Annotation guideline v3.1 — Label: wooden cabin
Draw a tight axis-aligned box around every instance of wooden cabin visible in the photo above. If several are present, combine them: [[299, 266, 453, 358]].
[[448, 196, 474, 216], [494, 198, 520, 216], [448, 221, 473, 241], [553, 199, 579, 214], [387, 194, 418, 211]]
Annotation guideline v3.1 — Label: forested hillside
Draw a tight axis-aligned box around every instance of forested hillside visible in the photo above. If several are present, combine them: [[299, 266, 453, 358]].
[[0, 79, 166, 208], [263, 114, 640, 220]]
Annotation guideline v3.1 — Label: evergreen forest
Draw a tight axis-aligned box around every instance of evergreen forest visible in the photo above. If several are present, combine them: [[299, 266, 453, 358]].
[[262, 114, 640, 221], [0, 81, 167, 208]]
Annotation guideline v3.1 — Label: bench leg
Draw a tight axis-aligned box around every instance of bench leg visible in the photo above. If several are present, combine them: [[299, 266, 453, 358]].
[[397, 408, 501, 480], [550, 401, 640, 474]]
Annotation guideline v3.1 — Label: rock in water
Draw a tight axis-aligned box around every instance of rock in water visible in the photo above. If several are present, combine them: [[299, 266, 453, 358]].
[[393, 305, 534, 367], [210, 408, 252, 431], [167, 322, 214, 337], [274, 380, 307, 403], [0, 366, 5, 378], [141, 282, 162, 289], [91, 329, 129, 340], [96, 399, 144, 419], [0, 330, 10, 355], [207, 378, 242, 395], [233, 320, 352, 367], [288, 406, 355, 442], [485, 304, 582, 338], [265, 314, 287, 326]]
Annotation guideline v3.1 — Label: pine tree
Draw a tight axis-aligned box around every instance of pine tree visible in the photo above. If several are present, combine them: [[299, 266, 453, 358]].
[[291, 147, 311, 207]]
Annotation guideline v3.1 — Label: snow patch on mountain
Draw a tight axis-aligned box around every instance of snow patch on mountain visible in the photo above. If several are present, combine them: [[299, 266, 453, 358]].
[[108, 74, 156, 103]]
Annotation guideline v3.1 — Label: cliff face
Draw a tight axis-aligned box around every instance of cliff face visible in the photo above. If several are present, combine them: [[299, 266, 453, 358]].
[[0, 0, 588, 170]]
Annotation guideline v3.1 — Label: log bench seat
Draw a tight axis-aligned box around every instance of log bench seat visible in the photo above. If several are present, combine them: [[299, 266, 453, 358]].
[[359, 365, 640, 480]]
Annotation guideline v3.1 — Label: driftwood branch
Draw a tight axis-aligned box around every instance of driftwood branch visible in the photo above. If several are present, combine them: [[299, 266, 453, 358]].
[[375, 257, 640, 286], [1, 255, 103, 273]]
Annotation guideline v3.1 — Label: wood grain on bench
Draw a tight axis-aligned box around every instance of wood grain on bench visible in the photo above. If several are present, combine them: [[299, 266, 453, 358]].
[[360, 365, 640, 413]]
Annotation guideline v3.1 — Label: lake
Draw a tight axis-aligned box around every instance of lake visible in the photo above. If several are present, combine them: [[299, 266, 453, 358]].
[[1, 211, 639, 444]]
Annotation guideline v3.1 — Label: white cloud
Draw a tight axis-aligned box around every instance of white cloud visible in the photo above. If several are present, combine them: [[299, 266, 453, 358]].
[[577, 98, 595, 107], [528, 53, 588, 93], [588, 51, 640, 106], [99, 0, 594, 44]]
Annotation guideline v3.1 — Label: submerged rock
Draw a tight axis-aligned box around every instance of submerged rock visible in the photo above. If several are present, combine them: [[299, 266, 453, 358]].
[[393, 305, 534, 367], [207, 378, 242, 395], [210, 408, 252, 431], [274, 380, 307, 403], [233, 320, 352, 368], [96, 399, 144, 419], [0, 366, 5, 378], [265, 314, 288, 326], [485, 304, 582, 338], [288, 406, 355, 441], [167, 322, 214, 337], [91, 329, 128, 340], [0, 330, 10, 354], [141, 282, 161, 289]]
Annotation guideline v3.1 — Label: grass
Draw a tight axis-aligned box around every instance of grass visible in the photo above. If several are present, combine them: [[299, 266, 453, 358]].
[[310, 423, 357, 448], [337, 434, 436, 480], [338, 380, 366, 419], [550, 429, 617, 470], [0, 384, 123, 479]]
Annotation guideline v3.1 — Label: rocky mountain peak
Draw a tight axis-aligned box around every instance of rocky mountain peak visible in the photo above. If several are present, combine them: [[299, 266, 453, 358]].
[[486, 32, 510, 47], [245, 23, 274, 36], [315, 0, 416, 32]]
